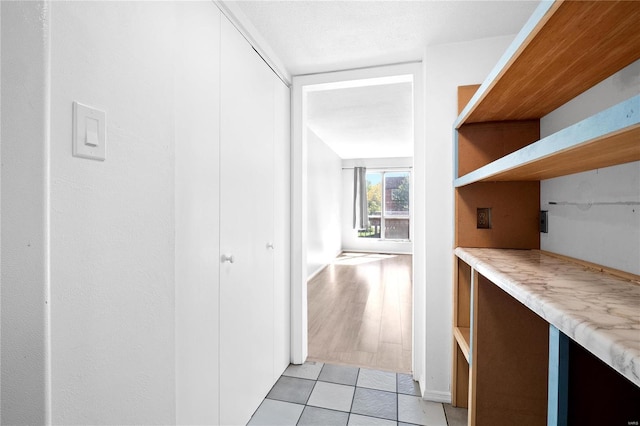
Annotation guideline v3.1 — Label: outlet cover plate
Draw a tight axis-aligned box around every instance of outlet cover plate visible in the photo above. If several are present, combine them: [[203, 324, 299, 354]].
[[477, 207, 492, 229]]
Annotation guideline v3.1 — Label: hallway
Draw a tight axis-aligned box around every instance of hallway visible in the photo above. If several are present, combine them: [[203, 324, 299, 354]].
[[307, 253, 412, 373]]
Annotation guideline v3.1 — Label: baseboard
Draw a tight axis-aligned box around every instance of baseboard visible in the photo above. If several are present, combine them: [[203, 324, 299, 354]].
[[306, 249, 343, 281], [421, 389, 452, 404], [341, 248, 412, 255], [307, 265, 326, 281]]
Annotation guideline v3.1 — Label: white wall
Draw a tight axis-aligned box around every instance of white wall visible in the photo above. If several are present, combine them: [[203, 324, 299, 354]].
[[175, 3, 221, 425], [422, 35, 514, 401], [49, 2, 176, 423], [2, 2, 291, 424], [0, 5, 2, 421], [274, 79, 292, 376], [540, 59, 640, 274], [307, 129, 342, 278], [1, 2, 51, 424], [341, 157, 413, 254]]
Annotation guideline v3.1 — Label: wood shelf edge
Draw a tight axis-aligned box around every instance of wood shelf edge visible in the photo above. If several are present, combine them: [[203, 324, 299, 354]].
[[539, 250, 640, 284], [454, 0, 560, 128], [454, 96, 640, 187], [454, 327, 471, 362], [456, 1, 640, 126]]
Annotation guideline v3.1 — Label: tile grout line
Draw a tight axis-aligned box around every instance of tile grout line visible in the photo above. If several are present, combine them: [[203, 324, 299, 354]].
[[254, 362, 453, 426], [349, 366, 360, 416], [397, 372, 400, 425]]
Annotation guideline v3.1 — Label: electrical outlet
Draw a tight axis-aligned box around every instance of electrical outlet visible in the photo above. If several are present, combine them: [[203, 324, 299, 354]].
[[477, 208, 492, 229]]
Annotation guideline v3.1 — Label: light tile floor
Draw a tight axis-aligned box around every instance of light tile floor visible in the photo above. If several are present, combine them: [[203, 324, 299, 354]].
[[248, 362, 468, 426]]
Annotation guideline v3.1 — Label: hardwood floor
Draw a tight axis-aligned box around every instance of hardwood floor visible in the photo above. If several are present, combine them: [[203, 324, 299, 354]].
[[307, 252, 412, 373]]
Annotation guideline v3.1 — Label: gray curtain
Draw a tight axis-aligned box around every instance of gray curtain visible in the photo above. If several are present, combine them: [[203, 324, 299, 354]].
[[353, 167, 369, 230]]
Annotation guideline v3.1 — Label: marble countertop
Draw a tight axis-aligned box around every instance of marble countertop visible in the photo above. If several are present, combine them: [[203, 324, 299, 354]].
[[455, 247, 640, 388]]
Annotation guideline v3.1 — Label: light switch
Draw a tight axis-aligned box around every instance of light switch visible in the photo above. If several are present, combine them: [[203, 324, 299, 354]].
[[73, 101, 106, 161], [85, 117, 99, 147]]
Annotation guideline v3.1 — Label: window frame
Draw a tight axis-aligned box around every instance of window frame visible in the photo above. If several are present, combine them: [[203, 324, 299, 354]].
[[360, 169, 411, 241]]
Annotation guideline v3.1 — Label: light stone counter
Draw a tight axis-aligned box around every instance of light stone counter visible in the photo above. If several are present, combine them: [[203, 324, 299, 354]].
[[455, 247, 640, 388]]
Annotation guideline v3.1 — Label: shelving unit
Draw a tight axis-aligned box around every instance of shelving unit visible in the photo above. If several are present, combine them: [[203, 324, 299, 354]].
[[455, 95, 640, 187], [451, 1, 640, 425]]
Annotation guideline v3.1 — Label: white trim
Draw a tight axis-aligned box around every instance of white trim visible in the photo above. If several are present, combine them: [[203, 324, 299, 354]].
[[291, 74, 308, 364], [291, 63, 425, 374], [43, 2, 53, 422], [304, 73, 413, 93], [306, 265, 326, 282], [341, 249, 413, 255], [213, 0, 291, 86], [421, 389, 452, 404], [367, 169, 411, 241]]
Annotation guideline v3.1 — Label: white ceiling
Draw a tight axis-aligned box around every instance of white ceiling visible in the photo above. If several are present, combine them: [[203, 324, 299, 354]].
[[234, 0, 539, 76], [232, 0, 540, 159], [307, 80, 413, 159]]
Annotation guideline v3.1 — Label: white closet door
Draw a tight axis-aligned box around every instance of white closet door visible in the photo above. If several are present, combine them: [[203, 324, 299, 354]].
[[220, 16, 275, 426]]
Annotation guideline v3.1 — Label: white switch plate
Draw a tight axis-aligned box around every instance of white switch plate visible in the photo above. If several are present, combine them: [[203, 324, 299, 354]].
[[73, 101, 106, 161]]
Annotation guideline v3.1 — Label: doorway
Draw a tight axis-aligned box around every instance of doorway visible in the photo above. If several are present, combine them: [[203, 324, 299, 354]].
[[307, 252, 413, 372], [291, 63, 425, 381]]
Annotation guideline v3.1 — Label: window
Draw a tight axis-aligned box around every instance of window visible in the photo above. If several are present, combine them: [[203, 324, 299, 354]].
[[358, 171, 410, 240]]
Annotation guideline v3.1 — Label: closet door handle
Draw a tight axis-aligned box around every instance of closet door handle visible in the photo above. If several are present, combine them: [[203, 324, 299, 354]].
[[266, 243, 274, 250], [221, 254, 234, 264]]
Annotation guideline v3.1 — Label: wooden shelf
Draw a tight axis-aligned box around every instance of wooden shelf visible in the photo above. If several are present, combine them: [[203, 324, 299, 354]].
[[455, 0, 640, 127], [455, 95, 640, 187], [454, 327, 471, 362]]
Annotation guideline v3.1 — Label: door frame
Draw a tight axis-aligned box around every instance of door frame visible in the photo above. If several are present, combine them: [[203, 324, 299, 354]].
[[291, 62, 425, 382]]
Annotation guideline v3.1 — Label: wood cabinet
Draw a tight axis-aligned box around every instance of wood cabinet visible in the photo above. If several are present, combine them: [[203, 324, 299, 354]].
[[451, 1, 640, 425]]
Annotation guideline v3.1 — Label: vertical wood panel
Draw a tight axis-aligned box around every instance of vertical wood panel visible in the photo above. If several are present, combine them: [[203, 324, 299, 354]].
[[475, 274, 548, 425], [457, 120, 540, 178], [452, 258, 472, 408], [456, 260, 472, 327], [458, 85, 481, 115], [455, 181, 540, 249], [453, 345, 469, 408]]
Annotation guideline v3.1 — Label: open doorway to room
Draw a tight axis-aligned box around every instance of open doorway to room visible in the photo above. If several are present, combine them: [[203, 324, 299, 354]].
[[291, 63, 425, 378]]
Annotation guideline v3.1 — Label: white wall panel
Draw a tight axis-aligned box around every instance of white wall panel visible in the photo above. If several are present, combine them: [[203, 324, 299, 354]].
[[540, 60, 640, 274], [175, 3, 221, 424], [273, 76, 292, 376], [422, 35, 514, 401], [49, 2, 176, 423], [307, 129, 342, 278], [1, 2, 50, 423]]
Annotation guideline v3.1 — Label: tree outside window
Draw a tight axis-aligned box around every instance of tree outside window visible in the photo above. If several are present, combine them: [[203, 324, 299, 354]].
[[358, 171, 410, 240]]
